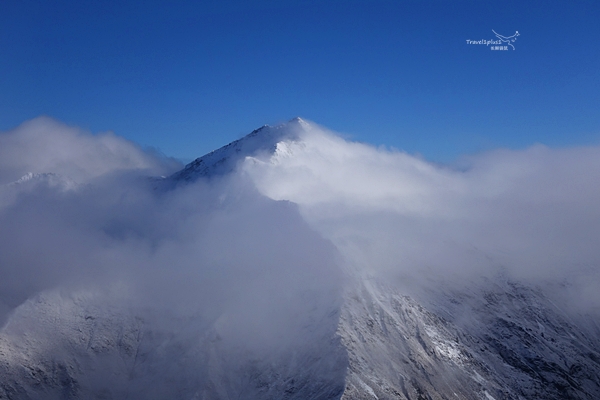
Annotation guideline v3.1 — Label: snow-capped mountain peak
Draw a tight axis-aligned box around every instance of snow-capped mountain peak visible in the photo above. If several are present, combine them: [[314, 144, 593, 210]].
[[170, 117, 310, 182]]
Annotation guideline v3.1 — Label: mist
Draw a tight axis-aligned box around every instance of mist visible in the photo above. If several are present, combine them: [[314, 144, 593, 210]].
[[0, 118, 343, 355], [243, 123, 600, 310], [1, 115, 599, 356]]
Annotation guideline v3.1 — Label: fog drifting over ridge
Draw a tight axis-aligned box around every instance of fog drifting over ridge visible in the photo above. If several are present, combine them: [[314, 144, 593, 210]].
[[0, 118, 344, 348], [0, 117, 181, 186], [1, 115, 599, 333], [243, 122, 600, 308]]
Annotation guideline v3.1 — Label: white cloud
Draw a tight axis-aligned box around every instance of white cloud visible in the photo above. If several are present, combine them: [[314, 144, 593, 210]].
[[243, 123, 600, 305], [1, 116, 599, 395], [0, 118, 342, 351], [1, 115, 599, 340], [0, 116, 180, 185]]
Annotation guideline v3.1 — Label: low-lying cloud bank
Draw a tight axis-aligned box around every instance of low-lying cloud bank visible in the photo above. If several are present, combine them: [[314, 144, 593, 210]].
[[0, 117, 181, 186], [244, 123, 600, 308], [1, 116, 599, 333], [0, 118, 343, 352]]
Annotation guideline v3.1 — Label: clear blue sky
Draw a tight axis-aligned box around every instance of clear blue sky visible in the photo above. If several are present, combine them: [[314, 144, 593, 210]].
[[1, 0, 599, 163]]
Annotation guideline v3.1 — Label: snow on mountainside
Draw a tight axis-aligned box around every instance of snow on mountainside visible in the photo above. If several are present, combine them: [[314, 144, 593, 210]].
[[0, 287, 346, 400], [1, 118, 600, 399], [7, 172, 78, 192], [0, 173, 79, 209], [337, 274, 600, 400]]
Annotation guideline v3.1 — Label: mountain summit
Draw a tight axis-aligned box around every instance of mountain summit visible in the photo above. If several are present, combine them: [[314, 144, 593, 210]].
[[171, 117, 309, 182]]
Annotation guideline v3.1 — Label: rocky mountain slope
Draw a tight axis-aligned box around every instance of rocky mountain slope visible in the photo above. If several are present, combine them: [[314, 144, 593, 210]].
[[338, 275, 600, 400], [2, 275, 598, 399]]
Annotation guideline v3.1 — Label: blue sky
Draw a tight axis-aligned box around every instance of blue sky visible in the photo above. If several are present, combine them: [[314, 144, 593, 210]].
[[1, 0, 599, 163]]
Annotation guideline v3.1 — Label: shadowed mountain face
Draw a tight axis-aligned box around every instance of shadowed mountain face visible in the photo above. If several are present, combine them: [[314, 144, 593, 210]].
[[1, 118, 600, 399]]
